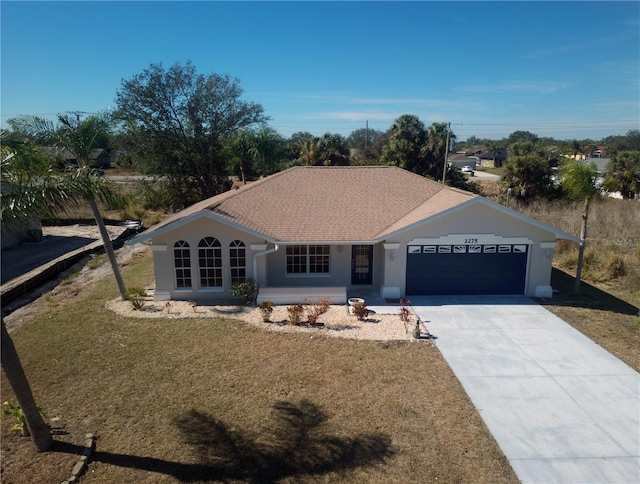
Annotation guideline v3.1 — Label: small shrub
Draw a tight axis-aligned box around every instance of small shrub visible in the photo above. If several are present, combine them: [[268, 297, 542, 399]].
[[126, 286, 147, 310], [398, 298, 412, 323], [287, 304, 304, 325], [352, 303, 369, 321], [259, 301, 274, 322], [2, 401, 46, 437], [306, 297, 332, 325], [230, 279, 258, 304]]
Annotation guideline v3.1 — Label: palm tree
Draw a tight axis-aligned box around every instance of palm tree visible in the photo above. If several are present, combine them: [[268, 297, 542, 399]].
[[8, 114, 127, 301], [603, 151, 640, 200], [0, 131, 59, 452], [381, 115, 428, 174], [560, 159, 601, 293], [425, 122, 455, 180]]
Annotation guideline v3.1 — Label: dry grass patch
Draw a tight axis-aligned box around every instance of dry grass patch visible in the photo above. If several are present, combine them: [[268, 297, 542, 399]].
[[1, 254, 517, 483], [536, 268, 639, 372]]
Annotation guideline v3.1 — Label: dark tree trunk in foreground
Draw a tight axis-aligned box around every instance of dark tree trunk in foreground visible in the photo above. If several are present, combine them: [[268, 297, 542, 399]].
[[1, 319, 53, 452]]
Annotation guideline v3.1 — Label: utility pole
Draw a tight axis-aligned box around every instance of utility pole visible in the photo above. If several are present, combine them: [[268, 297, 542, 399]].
[[442, 122, 451, 184], [365, 120, 369, 149], [65, 111, 91, 124]]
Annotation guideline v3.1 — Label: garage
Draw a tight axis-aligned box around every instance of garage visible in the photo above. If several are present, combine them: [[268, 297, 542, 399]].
[[405, 243, 528, 295]]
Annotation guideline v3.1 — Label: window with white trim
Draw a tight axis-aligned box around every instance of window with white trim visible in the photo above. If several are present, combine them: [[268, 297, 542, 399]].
[[174, 240, 192, 288], [229, 240, 246, 284], [198, 237, 222, 287], [286, 245, 330, 274]]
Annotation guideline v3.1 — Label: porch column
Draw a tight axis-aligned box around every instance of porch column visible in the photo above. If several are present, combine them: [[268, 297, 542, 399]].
[[381, 243, 401, 299]]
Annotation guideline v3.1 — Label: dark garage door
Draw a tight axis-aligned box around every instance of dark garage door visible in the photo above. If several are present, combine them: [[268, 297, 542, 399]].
[[406, 243, 528, 295]]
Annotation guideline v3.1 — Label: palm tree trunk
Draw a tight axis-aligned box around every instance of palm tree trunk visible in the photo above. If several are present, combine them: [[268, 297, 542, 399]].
[[574, 197, 590, 294], [1, 319, 54, 452], [89, 198, 128, 301]]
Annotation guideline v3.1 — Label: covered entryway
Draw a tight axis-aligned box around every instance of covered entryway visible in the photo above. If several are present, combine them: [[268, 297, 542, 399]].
[[406, 243, 528, 295]]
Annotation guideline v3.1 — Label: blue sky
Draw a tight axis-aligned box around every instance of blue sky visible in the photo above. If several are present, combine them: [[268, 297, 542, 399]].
[[2, 1, 639, 141]]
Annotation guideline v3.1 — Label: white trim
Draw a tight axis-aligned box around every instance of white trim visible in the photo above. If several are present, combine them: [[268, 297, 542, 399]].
[[407, 234, 533, 246], [149, 244, 167, 252], [198, 287, 225, 293], [250, 244, 268, 251], [381, 197, 581, 244], [540, 242, 557, 249], [153, 290, 171, 301], [285, 274, 332, 279], [383, 243, 400, 250], [534, 285, 553, 298]]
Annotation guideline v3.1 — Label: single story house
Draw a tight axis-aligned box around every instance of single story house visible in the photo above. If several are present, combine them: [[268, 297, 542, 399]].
[[127, 166, 580, 304]]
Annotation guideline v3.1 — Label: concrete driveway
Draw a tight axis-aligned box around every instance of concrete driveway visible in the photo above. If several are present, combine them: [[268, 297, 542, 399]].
[[409, 295, 639, 484]]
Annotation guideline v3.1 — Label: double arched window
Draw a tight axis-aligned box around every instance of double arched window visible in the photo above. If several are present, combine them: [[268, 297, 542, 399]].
[[198, 237, 222, 287]]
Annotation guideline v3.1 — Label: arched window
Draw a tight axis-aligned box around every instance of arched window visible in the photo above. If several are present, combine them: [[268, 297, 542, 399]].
[[229, 240, 246, 284], [174, 240, 192, 288], [198, 237, 222, 287]]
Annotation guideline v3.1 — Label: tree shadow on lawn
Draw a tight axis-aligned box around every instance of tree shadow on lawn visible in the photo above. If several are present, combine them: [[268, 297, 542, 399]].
[[541, 268, 638, 316], [62, 399, 395, 483]]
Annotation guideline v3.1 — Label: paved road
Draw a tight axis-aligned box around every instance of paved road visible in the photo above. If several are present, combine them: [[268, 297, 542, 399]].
[[472, 170, 500, 180], [407, 295, 639, 484], [1, 225, 124, 284]]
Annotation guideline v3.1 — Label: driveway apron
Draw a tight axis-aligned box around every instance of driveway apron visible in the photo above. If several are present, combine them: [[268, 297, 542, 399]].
[[409, 295, 639, 484]]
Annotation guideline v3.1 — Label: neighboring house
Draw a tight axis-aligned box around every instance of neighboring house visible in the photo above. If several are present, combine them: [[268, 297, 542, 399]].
[[127, 166, 580, 303], [43, 147, 112, 168], [445, 154, 479, 170], [479, 149, 507, 168], [89, 148, 112, 168]]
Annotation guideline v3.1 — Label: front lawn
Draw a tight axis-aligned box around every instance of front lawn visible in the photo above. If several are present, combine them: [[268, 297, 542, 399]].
[[1, 252, 517, 483]]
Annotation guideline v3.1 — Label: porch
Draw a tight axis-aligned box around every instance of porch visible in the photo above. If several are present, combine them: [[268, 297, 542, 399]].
[[256, 286, 347, 305]]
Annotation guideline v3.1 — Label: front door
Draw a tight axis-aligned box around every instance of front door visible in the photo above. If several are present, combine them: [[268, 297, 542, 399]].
[[351, 245, 373, 285]]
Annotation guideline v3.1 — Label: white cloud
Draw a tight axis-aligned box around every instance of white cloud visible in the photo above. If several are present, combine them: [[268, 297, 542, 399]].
[[311, 111, 401, 122], [458, 80, 571, 95]]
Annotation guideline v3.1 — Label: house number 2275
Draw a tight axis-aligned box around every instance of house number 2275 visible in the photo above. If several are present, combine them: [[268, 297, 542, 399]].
[[464, 238, 478, 244]]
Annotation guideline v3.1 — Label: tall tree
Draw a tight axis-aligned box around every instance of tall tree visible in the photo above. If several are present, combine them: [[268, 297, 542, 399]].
[[560, 159, 601, 293], [508, 130, 538, 144], [8, 114, 128, 301], [502, 141, 554, 201], [425, 121, 455, 180], [345, 127, 385, 150], [1, 319, 53, 451], [251, 126, 286, 176], [381, 115, 428, 174], [115, 61, 267, 207], [229, 126, 285, 179], [315, 133, 350, 166], [603, 151, 640, 199], [0, 131, 105, 453]]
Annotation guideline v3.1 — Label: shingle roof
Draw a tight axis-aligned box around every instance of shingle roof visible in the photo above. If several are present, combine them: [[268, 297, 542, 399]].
[[131, 166, 479, 243]]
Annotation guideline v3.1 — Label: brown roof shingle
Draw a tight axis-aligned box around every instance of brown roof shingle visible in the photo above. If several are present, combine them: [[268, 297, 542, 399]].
[[133, 166, 478, 243]]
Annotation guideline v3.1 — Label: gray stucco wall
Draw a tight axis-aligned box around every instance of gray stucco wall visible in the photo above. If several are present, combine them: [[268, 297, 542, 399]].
[[380, 202, 561, 298], [146, 217, 268, 301]]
